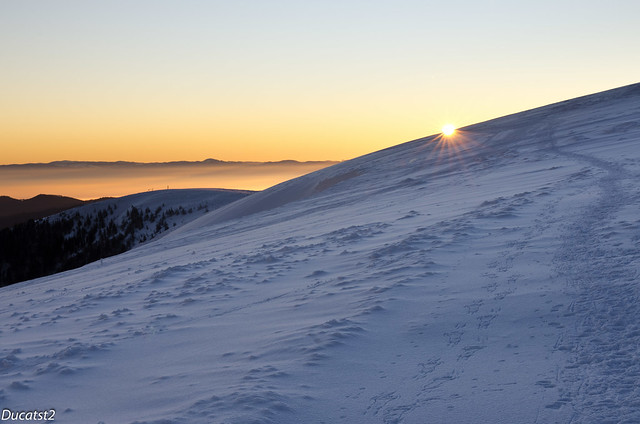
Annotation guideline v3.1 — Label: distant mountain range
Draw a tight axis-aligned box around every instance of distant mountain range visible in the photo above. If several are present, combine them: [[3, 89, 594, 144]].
[[0, 194, 94, 229], [0, 158, 337, 168]]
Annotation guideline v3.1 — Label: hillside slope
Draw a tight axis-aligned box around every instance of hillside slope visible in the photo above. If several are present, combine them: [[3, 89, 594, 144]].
[[1, 83, 639, 423], [0, 194, 86, 229], [0, 189, 251, 286]]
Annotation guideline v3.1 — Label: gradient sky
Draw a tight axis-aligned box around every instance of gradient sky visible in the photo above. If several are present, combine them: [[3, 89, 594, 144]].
[[1, 0, 638, 165]]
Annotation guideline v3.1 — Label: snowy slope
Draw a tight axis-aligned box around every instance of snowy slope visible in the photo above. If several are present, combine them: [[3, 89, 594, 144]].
[[1, 83, 640, 424], [0, 189, 252, 287], [50, 188, 253, 247]]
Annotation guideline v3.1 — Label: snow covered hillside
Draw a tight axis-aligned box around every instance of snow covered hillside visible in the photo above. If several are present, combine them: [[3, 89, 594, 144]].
[[51, 188, 254, 247], [0, 189, 251, 286], [1, 83, 640, 423]]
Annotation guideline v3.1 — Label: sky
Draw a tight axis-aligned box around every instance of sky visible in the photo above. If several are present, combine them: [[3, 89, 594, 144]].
[[1, 0, 639, 165]]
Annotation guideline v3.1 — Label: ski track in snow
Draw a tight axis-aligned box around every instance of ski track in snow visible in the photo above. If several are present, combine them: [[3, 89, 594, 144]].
[[1, 83, 639, 423], [546, 117, 640, 423]]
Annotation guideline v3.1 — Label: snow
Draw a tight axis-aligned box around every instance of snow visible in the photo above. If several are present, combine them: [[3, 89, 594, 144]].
[[49, 188, 253, 247], [1, 83, 640, 423]]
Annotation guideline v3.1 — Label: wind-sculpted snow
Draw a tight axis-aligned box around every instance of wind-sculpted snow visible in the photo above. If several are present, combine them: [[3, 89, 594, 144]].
[[1, 83, 640, 423]]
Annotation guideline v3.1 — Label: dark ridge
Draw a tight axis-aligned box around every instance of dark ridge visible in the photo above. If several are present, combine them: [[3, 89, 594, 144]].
[[0, 194, 86, 230]]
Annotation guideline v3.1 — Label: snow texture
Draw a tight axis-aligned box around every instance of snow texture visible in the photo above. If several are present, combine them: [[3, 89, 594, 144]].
[[1, 83, 640, 423], [50, 188, 253, 247]]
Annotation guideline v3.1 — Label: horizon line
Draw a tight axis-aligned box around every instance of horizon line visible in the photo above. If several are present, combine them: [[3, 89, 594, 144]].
[[0, 158, 342, 167]]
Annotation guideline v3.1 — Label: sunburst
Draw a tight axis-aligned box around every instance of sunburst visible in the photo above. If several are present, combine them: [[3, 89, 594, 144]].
[[442, 124, 456, 136]]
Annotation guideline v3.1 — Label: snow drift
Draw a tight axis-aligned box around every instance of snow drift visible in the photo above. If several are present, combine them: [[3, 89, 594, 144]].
[[1, 83, 640, 423]]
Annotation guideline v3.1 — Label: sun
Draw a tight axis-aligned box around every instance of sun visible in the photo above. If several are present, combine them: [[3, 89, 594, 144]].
[[442, 124, 456, 136]]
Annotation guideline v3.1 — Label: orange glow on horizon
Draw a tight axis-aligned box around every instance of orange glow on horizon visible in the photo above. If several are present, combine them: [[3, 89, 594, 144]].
[[0, 162, 337, 200]]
